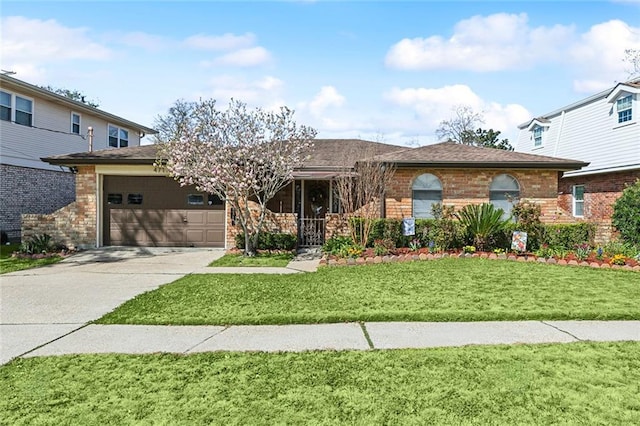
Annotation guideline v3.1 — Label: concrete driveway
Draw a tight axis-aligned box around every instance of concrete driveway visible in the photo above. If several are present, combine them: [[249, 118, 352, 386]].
[[0, 247, 224, 364]]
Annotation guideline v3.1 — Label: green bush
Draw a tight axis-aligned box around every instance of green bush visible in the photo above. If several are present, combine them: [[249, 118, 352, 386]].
[[19, 234, 59, 255], [322, 236, 353, 255], [234, 232, 296, 251], [455, 203, 509, 251], [542, 223, 596, 249], [511, 200, 544, 251], [366, 217, 464, 251], [612, 179, 640, 246]]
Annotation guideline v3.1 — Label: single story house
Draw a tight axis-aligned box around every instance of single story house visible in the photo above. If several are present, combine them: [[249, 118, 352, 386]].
[[28, 139, 588, 249]]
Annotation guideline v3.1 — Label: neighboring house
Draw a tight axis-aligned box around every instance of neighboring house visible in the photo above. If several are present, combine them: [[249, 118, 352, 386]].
[[31, 139, 586, 250], [0, 74, 156, 240], [515, 78, 640, 241]]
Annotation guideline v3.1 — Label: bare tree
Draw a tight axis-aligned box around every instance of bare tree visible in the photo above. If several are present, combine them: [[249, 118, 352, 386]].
[[155, 99, 317, 256], [333, 147, 396, 246], [435, 105, 484, 145], [623, 48, 640, 78]]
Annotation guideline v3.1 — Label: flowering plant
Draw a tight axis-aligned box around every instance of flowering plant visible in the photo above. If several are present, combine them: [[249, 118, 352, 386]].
[[609, 254, 626, 266]]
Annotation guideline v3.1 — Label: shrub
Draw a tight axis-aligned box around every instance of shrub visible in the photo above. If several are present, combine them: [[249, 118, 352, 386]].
[[612, 179, 640, 246], [456, 203, 509, 251], [373, 238, 395, 256], [511, 200, 544, 250], [600, 240, 639, 259], [322, 235, 353, 255], [542, 223, 596, 249], [19, 234, 58, 255], [235, 232, 296, 251]]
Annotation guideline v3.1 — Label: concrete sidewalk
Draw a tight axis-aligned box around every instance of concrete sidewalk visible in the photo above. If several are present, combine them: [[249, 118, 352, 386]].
[[18, 320, 640, 359]]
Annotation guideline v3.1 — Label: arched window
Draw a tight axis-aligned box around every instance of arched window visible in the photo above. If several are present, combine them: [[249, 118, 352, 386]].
[[490, 174, 520, 218], [412, 173, 443, 219]]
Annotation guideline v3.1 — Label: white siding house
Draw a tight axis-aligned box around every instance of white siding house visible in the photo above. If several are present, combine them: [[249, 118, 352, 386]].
[[515, 79, 640, 241], [0, 74, 156, 240]]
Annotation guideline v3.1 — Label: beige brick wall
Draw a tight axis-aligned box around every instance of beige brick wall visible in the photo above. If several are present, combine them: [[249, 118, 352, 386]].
[[385, 168, 565, 223], [22, 165, 97, 249]]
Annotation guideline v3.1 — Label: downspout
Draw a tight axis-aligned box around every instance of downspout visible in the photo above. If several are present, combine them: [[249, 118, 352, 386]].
[[553, 111, 565, 157]]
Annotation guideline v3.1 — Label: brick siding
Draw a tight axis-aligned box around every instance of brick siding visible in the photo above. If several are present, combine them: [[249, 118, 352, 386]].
[[559, 169, 640, 242], [385, 168, 565, 222], [22, 165, 97, 249], [0, 164, 75, 241]]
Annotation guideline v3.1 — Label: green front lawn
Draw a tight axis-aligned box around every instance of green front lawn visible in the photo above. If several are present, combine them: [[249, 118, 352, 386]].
[[2, 342, 639, 424], [0, 244, 62, 274], [209, 252, 294, 267], [98, 258, 640, 325]]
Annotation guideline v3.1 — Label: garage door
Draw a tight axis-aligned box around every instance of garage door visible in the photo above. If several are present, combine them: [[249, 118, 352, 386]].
[[103, 176, 225, 247]]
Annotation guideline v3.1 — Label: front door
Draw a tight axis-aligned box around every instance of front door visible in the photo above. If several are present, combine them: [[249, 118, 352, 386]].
[[295, 180, 329, 246]]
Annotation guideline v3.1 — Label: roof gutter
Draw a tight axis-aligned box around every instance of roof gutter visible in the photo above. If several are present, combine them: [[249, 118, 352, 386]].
[[391, 161, 589, 171]]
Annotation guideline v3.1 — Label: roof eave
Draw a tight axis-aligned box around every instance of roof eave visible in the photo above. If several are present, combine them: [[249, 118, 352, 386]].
[[392, 161, 588, 171]]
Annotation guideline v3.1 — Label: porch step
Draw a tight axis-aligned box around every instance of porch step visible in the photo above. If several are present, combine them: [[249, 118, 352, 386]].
[[294, 248, 323, 261]]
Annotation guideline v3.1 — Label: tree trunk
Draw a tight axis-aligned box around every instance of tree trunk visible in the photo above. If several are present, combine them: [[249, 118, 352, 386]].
[[244, 232, 257, 257]]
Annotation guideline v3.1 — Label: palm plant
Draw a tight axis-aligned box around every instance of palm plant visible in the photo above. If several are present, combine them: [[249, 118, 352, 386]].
[[455, 203, 509, 251]]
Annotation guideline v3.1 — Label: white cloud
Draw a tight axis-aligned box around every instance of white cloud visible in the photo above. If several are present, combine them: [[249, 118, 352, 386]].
[[384, 84, 530, 142], [0, 16, 111, 66], [569, 20, 640, 92], [305, 86, 346, 116], [385, 13, 573, 71], [205, 75, 285, 107], [214, 47, 271, 67], [184, 32, 255, 51]]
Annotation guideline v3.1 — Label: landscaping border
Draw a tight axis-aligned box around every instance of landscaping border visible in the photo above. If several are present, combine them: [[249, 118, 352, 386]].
[[320, 252, 640, 272]]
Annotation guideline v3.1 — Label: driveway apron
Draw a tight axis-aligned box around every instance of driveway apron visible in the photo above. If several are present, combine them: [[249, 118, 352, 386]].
[[0, 247, 224, 364]]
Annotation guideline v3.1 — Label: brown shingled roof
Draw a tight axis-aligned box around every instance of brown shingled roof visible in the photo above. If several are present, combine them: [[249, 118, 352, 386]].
[[371, 142, 588, 170], [43, 139, 406, 167], [43, 139, 587, 171]]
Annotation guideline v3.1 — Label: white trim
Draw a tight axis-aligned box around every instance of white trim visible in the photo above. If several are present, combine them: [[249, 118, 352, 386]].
[[605, 84, 640, 104], [71, 111, 81, 135], [95, 164, 163, 175], [96, 173, 103, 247], [107, 123, 130, 148], [1, 89, 34, 126], [572, 184, 585, 218], [563, 164, 640, 177]]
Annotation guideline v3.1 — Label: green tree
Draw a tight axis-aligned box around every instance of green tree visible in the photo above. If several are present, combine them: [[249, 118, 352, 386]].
[[463, 128, 514, 151], [436, 106, 513, 150], [612, 179, 640, 246], [39, 85, 100, 108]]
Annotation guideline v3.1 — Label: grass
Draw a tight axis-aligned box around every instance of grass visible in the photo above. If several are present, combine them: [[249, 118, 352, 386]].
[[209, 252, 294, 267], [97, 257, 640, 325], [1, 342, 639, 424], [0, 243, 62, 274]]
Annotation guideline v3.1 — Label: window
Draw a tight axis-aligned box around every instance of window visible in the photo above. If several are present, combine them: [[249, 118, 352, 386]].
[[188, 194, 204, 205], [127, 193, 143, 205], [71, 112, 81, 134], [616, 95, 632, 124], [15, 96, 33, 126], [108, 124, 129, 148], [208, 194, 224, 206], [490, 174, 520, 219], [0, 91, 33, 126], [0, 91, 11, 122], [573, 185, 584, 217], [107, 193, 123, 205], [533, 126, 543, 147], [412, 173, 443, 219]]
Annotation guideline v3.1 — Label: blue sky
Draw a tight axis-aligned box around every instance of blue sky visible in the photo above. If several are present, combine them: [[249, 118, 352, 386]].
[[2, 1, 639, 145]]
